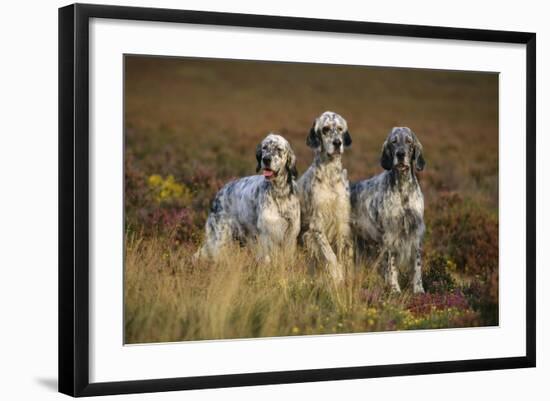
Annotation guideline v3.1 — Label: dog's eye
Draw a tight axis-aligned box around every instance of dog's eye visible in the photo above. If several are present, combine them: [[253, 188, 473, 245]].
[[406, 136, 412, 144], [322, 127, 330, 134], [391, 137, 398, 144]]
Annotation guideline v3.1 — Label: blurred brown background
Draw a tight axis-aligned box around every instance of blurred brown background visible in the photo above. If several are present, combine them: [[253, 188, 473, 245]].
[[125, 55, 498, 212]]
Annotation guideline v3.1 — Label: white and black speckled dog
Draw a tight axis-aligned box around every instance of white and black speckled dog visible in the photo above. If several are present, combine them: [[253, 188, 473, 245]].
[[297, 111, 353, 282], [350, 127, 426, 293], [196, 133, 300, 262]]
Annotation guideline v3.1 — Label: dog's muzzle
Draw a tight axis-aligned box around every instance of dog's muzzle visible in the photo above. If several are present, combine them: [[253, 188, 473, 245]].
[[262, 167, 276, 179], [395, 163, 410, 172]]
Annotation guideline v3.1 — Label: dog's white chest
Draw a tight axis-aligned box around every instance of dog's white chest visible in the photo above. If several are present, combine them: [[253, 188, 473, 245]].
[[314, 179, 346, 208], [311, 176, 350, 238], [386, 188, 423, 217], [258, 195, 300, 239]]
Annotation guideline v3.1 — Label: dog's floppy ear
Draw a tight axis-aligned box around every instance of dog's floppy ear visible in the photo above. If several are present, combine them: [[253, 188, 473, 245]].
[[380, 139, 393, 170], [343, 130, 352, 147], [285, 145, 298, 182], [255, 142, 263, 173], [412, 132, 425, 172], [306, 120, 320, 148]]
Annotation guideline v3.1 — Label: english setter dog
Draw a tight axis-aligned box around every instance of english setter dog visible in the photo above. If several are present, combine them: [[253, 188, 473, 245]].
[[297, 111, 353, 282], [350, 127, 426, 293], [196, 133, 300, 262]]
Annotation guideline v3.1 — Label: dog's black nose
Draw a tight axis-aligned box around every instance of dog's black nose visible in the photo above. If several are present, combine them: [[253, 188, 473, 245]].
[[262, 156, 271, 164], [396, 150, 406, 160], [333, 139, 342, 147]]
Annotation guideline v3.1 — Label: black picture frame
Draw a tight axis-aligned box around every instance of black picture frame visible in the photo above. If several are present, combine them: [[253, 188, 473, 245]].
[[58, 3, 536, 397]]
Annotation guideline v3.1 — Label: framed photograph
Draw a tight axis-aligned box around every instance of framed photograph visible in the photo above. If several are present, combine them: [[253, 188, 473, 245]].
[[59, 3, 536, 397]]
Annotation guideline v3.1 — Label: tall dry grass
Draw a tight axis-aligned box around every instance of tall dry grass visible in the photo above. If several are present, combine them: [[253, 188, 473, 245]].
[[125, 233, 485, 344]]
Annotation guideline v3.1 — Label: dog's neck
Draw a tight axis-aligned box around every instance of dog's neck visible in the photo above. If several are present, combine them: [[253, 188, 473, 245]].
[[389, 168, 418, 192], [313, 152, 344, 182], [266, 171, 294, 198]]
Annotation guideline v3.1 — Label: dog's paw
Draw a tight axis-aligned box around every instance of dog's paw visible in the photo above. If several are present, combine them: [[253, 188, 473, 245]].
[[327, 262, 345, 284], [413, 283, 425, 294]]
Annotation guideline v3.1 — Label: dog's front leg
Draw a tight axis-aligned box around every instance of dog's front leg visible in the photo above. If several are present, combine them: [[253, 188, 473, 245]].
[[336, 230, 354, 272], [256, 234, 273, 265], [385, 251, 401, 293], [412, 246, 425, 293], [257, 212, 290, 264], [304, 228, 343, 282]]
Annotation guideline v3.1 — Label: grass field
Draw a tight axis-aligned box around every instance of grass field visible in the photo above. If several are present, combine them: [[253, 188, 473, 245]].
[[124, 56, 499, 344]]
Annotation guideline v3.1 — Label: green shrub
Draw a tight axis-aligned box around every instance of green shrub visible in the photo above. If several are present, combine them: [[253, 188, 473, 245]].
[[463, 269, 499, 326], [427, 192, 498, 275], [423, 252, 457, 293]]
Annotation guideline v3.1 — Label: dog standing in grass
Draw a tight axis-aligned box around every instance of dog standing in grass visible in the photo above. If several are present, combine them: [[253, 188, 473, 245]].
[[350, 127, 426, 293], [297, 111, 353, 282], [195, 133, 300, 263]]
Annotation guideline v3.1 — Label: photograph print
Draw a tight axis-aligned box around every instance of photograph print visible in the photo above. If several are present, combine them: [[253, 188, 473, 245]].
[[124, 55, 499, 344]]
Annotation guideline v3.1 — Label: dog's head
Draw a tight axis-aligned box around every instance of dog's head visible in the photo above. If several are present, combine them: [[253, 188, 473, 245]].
[[256, 133, 298, 184], [381, 127, 425, 174], [306, 111, 352, 159]]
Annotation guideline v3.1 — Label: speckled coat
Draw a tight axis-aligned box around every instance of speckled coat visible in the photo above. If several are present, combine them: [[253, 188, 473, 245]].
[[350, 127, 426, 293], [297, 111, 353, 281], [196, 134, 300, 262]]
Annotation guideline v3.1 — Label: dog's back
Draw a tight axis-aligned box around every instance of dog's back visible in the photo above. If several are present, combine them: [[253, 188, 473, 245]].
[[209, 176, 264, 237], [350, 173, 387, 244]]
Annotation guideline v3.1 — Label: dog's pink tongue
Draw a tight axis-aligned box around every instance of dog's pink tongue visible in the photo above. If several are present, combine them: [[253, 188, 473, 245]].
[[263, 170, 274, 178]]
